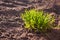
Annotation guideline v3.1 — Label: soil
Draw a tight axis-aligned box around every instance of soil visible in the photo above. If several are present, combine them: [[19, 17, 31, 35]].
[[0, 0, 60, 40]]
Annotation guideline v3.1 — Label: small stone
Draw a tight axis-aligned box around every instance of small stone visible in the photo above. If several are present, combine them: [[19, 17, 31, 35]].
[[20, 32, 27, 38], [31, 36, 38, 40], [58, 15, 60, 20], [16, 28, 23, 31], [58, 21, 60, 27], [8, 19, 15, 22], [27, 33, 34, 37], [39, 37, 47, 40], [15, 17, 20, 19], [13, 34, 17, 38], [50, 12, 56, 16]]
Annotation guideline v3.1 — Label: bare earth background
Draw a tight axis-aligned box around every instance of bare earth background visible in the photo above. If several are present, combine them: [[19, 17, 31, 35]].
[[0, 0, 60, 40]]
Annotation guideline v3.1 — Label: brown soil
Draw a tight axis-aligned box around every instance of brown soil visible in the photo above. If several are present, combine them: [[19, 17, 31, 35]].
[[0, 0, 60, 40]]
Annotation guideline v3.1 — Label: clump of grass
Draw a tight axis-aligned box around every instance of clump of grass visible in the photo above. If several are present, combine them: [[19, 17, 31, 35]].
[[21, 9, 55, 32]]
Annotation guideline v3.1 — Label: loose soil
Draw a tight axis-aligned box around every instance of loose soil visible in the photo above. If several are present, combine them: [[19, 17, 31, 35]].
[[0, 0, 60, 40]]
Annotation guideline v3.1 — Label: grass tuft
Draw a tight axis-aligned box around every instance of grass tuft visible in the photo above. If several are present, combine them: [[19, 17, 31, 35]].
[[21, 9, 55, 32]]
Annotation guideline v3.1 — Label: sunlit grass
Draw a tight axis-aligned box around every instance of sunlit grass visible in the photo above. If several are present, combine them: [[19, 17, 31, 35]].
[[21, 9, 55, 32]]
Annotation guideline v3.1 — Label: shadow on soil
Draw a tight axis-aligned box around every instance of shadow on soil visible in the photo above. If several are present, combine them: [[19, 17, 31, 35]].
[[45, 29, 60, 40], [29, 29, 60, 40]]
